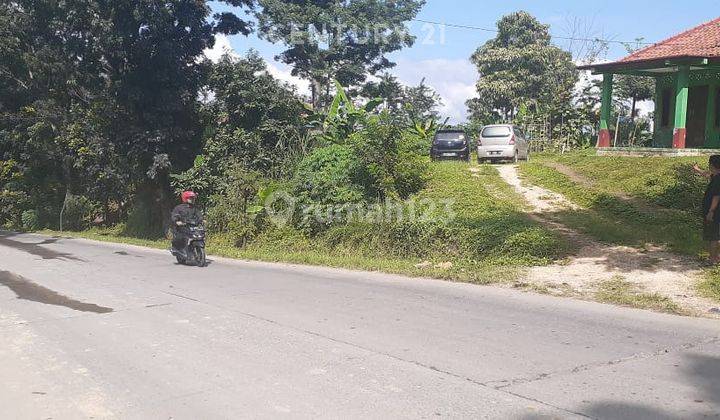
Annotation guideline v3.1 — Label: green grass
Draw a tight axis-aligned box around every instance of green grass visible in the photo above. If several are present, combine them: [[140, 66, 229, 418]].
[[304, 162, 567, 270], [535, 151, 706, 213], [43, 162, 565, 285], [518, 152, 705, 256], [596, 276, 684, 315], [519, 151, 720, 307], [698, 268, 720, 302]]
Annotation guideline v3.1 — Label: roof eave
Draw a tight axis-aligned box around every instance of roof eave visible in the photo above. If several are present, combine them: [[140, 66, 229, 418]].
[[577, 56, 718, 73]]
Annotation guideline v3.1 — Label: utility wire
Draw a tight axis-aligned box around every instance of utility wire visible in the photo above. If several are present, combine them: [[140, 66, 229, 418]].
[[412, 18, 671, 47]]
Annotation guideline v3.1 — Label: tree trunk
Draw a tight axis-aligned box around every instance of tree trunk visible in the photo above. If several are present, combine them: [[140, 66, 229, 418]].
[[128, 179, 174, 239], [311, 83, 318, 110], [311, 78, 324, 110], [630, 96, 637, 121]]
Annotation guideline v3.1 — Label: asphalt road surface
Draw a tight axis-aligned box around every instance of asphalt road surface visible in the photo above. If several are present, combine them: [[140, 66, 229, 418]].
[[1, 231, 719, 419]]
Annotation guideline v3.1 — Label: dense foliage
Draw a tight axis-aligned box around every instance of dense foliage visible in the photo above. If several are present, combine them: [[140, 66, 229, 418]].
[[172, 51, 312, 200], [360, 73, 443, 121], [292, 85, 429, 231], [0, 0, 435, 246], [0, 0, 255, 232], [256, 0, 425, 109], [468, 11, 577, 124]]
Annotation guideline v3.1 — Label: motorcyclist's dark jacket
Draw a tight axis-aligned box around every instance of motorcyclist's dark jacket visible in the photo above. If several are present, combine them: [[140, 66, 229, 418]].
[[171, 204, 203, 225]]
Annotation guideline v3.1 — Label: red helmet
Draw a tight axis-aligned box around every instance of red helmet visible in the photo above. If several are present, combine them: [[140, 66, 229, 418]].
[[181, 191, 197, 203]]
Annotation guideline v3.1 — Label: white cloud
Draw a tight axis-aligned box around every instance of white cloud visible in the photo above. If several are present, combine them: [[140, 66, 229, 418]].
[[204, 35, 310, 97], [206, 39, 477, 121], [391, 58, 477, 124], [203, 34, 239, 63], [637, 100, 655, 117], [265, 62, 311, 97]]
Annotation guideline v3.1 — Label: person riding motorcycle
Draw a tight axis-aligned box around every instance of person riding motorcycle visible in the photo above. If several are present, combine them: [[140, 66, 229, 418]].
[[171, 191, 203, 254]]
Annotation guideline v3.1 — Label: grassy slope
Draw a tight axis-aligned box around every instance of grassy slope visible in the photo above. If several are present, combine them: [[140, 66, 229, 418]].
[[518, 151, 720, 302], [519, 151, 705, 256], [45, 162, 566, 285]]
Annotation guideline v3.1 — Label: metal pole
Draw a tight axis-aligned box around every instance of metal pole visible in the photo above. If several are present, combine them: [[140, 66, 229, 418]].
[[613, 115, 621, 147], [59, 189, 69, 232]]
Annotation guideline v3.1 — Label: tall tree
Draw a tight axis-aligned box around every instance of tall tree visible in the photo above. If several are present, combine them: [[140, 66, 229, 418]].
[[404, 78, 442, 121], [616, 75, 654, 120], [255, 0, 425, 109], [466, 11, 577, 125], [361, 73, 405, 111], [361, 74, 442, 121], [175, 50, 311, 196], [0, 0, 255, 230]]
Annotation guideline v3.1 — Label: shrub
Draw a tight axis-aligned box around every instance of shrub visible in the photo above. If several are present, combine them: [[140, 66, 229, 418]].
[[21, 210, 40, 230], [61, 195, 98, 231], [316, 85, 430, 201], [343, 113, 428, 201], [395, 134, 430, 199], [206, 165, 267, 247], [293, 144, 371, 206], [0, 190, 30, 229], [123, 198, 163, 238], [347, 116, 399, 199]]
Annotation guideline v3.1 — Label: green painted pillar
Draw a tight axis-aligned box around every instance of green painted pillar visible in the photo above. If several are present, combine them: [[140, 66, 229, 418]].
[[673, 65, 690, 148], [597, 73, 613, 148]]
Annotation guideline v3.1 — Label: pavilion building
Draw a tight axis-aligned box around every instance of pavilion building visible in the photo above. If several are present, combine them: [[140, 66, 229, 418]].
[[579, 17, 720, 150]]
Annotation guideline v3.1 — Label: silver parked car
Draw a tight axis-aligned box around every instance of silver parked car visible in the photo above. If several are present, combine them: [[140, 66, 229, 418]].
[[477, 124, 530, 163]]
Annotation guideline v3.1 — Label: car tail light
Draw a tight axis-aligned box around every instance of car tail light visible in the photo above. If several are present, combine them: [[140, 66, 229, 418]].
[[509, 135, 516, 145]]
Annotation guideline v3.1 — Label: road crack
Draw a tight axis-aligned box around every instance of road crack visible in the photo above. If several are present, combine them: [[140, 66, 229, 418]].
[[487, 335, 720, 390], [162, 290, 594, 418]]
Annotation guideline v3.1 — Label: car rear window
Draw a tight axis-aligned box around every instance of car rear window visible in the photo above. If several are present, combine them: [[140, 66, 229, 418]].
[[435, 132, 465, 141], [481, 126, 512, 138]]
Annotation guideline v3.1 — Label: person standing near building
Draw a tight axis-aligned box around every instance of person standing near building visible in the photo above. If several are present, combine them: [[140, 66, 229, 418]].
[[693, 156, 720, 265]]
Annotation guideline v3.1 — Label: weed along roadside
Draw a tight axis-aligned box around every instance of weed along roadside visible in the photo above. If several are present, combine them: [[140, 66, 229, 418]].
[[43, 162, 566, 286]]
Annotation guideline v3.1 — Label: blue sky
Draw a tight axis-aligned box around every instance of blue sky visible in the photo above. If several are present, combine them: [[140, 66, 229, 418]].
[[208, 1, 720, 122]]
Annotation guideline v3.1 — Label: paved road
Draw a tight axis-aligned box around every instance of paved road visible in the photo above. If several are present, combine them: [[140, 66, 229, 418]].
[[0, 231, 719, 419]]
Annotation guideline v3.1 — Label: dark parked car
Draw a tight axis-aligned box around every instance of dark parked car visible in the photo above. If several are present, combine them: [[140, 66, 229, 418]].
[[430, 130, 470, 161]]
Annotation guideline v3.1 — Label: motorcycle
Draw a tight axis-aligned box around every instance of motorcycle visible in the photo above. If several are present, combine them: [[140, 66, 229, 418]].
[[170, 222, 207, 267]]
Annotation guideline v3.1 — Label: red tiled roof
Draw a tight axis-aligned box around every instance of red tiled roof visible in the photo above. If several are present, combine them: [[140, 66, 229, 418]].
[[619, 17, 720, 63]]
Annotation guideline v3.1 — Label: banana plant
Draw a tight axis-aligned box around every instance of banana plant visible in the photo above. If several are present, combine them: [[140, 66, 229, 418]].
[[407, 115, 450, 143], [321, 80, 382, 144]]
